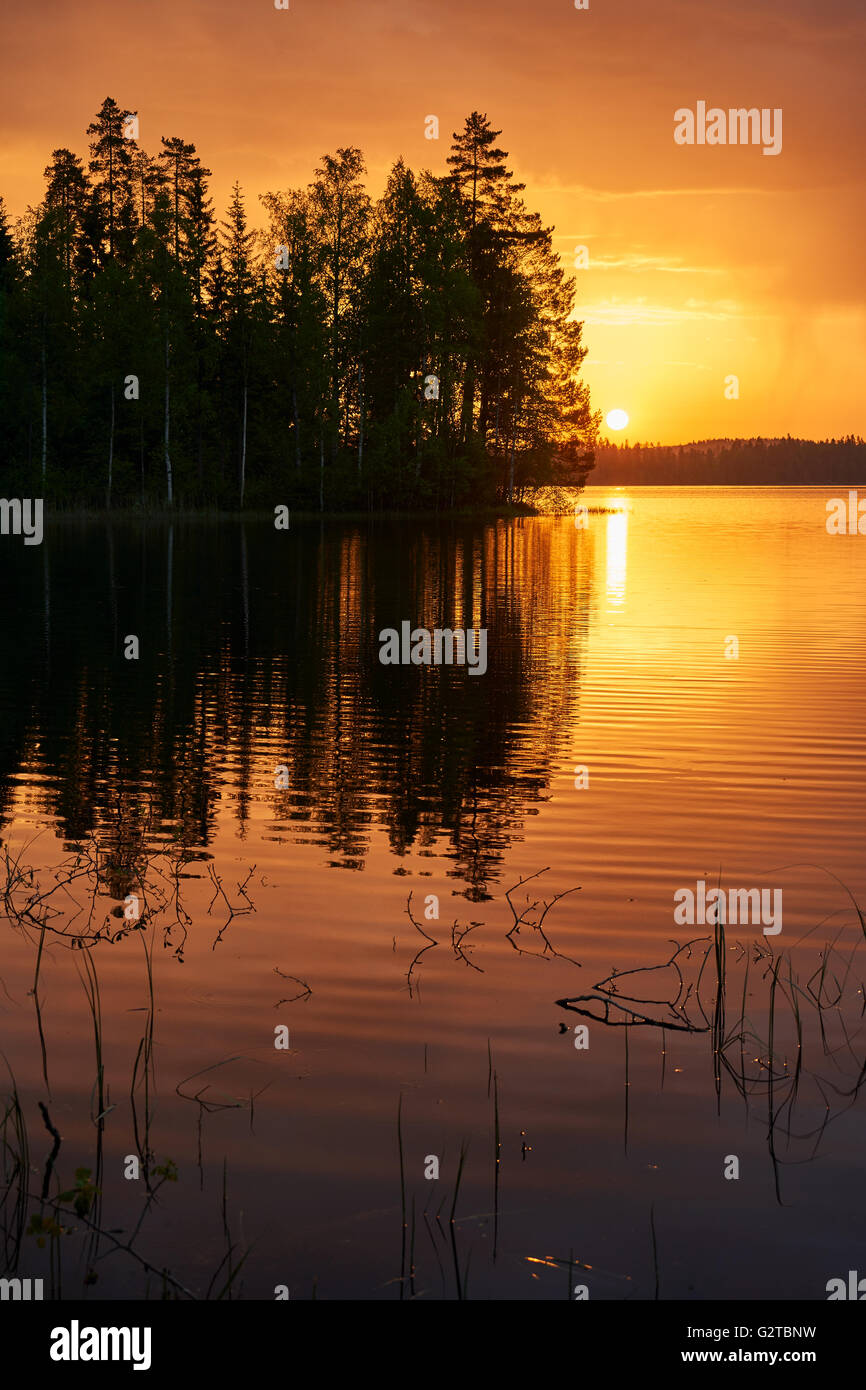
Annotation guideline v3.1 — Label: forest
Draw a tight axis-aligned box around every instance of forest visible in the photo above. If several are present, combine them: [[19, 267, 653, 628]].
[[0, 103, 599, 512], [591, 436, 866, 486]]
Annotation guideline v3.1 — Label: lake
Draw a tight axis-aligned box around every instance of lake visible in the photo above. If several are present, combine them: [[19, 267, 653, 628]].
[[1, 486, 864, 1300]]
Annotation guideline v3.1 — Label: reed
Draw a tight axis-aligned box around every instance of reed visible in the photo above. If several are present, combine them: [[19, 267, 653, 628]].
[[422, 1209, 447, 1298], [767, 956, 783, 1204], [650, 1203, 659, 1300], [32, 918, 50, 1092], [623, 1024, 630, 1155], [409, 1193, 416, 1298], [492, 1069, 501, 1262], [449, 1139, 469, 1300], [712, 888, 726, 1113], [77, 949, 105, 1128], [0, 1059, 29, 1272], [397, 1092, 407, 1299]]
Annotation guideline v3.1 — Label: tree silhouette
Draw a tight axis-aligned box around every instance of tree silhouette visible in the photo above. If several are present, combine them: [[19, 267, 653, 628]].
[[0, 100, 599, 510]]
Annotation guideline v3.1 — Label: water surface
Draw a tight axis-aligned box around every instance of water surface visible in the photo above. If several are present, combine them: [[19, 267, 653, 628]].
[[1, 487, 864, 1300]]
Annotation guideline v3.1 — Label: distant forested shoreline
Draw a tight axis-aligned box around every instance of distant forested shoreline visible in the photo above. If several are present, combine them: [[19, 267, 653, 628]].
[[0, 103, 598, 513], [590, 436, 866, 486]]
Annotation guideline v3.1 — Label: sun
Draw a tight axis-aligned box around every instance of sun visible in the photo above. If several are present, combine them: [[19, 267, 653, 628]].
[[606, 409, 629, 431]]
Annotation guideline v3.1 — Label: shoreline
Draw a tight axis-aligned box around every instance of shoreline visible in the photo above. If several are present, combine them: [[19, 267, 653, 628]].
[[26, 502, 617, 524]]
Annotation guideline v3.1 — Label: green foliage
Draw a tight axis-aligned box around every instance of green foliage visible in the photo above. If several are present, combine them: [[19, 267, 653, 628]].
[[152, 1158, 178, 1182], [26, 1166, 99, 1245], [27, 1212, 65, 1247], [0, 105, 598, 511], [56, 1166, 100, 1217]]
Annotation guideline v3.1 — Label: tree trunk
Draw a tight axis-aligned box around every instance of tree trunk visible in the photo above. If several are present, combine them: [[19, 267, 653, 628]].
[[43, 548, 50, 670], [460, 362, 475, 446], [164, 331, 173, 505], [41, 331, 47, 483], [319, 432, 324, 512], [357, 363, 364, 475], [196, 350, 204, 489], [166, 523, 174, 647], [240, 525, 249, 655], [240, 379, 248, 507], [107, 383, 115, 507], [107, 524, 117, 649], [332, 219, 341, 460], [293, 385, 301, 471]]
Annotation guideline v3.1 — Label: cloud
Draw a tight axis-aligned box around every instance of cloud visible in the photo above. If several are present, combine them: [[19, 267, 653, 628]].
[[577, 297, 750, 326], [559, 249, 723, 274], [536, 183, 782, 203]]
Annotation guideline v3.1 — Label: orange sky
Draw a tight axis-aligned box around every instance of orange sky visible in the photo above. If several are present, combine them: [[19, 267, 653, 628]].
[[1, 0, 863, 443]]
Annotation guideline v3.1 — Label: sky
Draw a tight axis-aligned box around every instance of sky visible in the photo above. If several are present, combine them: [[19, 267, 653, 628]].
[[1, 0, 864, 444]]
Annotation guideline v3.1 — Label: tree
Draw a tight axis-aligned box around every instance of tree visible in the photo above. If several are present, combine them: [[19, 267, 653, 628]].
[[261, 187, 327, 492], [0, 104, 598, 512], [309, 148, 370, 474], [86, 97, 138, 264], [0, 197, 24, 471], [43, 150, 90, 291], [361, 160, 426, 492], [218, 182, 268, 506]]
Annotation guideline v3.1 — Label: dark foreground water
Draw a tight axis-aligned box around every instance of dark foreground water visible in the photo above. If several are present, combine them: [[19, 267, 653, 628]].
[[1, 487, 865, 1300]]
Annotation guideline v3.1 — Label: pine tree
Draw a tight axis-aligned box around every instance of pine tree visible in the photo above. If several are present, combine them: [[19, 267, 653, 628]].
[[261, 186, 327, 490], [0, 103, 598, 511], [309, 148, 370, 471], [86, 97, 137, 264], [219, 182, 266, 505], [0, 197, 22, 468], [43, 150, 90, 291], [362, 161, 425, 484], [445, 114, 530, 446]]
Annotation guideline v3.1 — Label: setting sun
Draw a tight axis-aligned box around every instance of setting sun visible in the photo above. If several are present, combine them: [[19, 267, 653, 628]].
[[606, 409, 629, 431]]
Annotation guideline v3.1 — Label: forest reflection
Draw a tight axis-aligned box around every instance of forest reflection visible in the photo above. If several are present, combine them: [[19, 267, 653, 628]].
[[0, 518, 597, 899]]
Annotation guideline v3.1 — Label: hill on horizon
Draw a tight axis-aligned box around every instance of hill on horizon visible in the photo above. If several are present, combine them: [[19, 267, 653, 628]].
[[589, 435, 866, 486]]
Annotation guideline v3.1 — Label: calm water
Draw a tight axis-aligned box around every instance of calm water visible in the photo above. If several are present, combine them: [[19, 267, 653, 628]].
[[1, 487, 865, 1300]]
